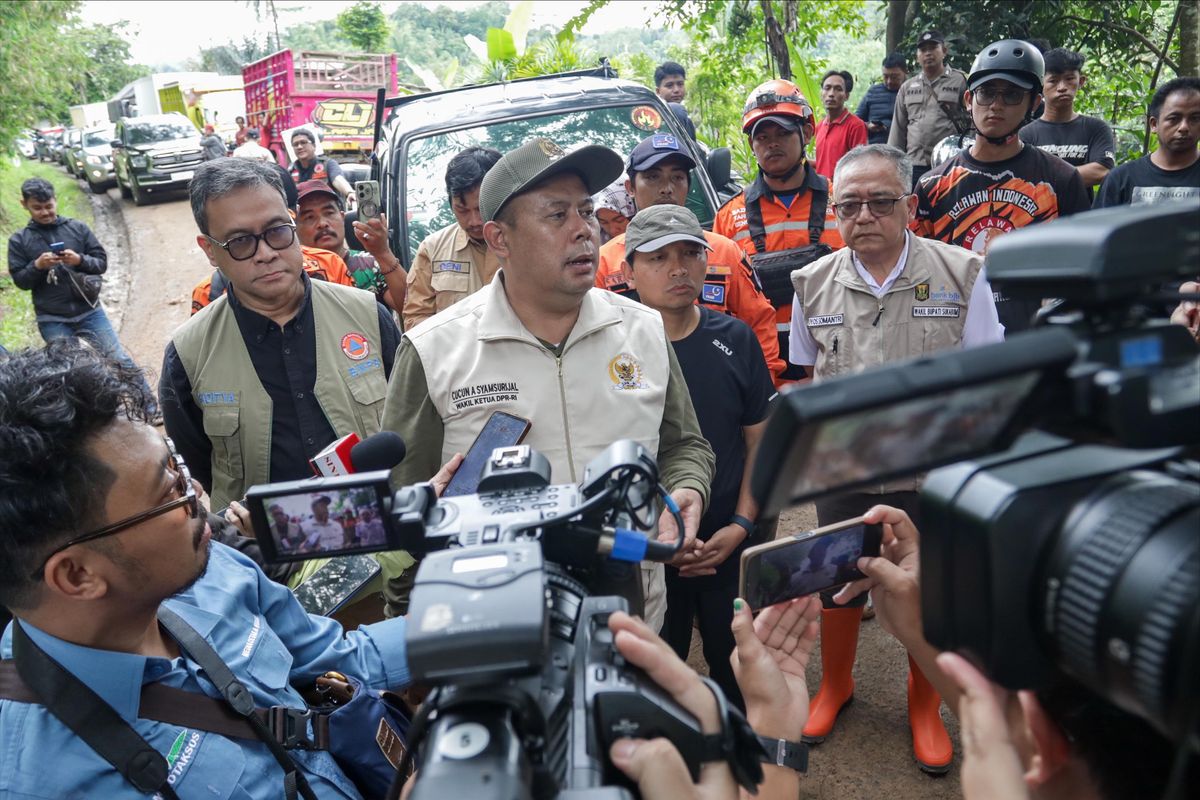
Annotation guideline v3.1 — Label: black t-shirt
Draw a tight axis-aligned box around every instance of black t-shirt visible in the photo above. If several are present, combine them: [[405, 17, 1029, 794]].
[[671, 307, 775, 579], [915, 143, 1092, 334], [1019, 114, 1116, 199], [1093, 154, 1200, 209]]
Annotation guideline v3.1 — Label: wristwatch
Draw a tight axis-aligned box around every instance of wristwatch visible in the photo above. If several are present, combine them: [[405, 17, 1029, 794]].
[[756, 734, 808, 773], [729, 514, 756, 537]]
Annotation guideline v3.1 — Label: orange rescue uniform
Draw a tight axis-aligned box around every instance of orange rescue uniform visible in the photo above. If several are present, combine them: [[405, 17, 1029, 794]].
[[190, 246, 355, 315], [594, 229, 786, 385], [713, 169, 844, 376]]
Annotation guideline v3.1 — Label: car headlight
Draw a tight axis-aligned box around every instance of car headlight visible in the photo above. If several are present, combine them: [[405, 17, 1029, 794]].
[[86, 154, 108, 165], [130, 155, 149, 168]]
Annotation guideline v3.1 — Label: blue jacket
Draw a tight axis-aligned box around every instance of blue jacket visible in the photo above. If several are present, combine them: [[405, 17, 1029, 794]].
[[856, 83, 900, 144], [1, 543, 410, 799]]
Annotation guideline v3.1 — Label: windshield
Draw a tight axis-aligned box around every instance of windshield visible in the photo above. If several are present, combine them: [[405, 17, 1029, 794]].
[[400, 104, 714, 259], [127, 121, 198, 146], [85, 127, 115, 148]]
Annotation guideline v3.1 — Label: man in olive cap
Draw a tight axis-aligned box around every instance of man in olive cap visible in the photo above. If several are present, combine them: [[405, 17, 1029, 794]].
[[379, 138, 715, 629]]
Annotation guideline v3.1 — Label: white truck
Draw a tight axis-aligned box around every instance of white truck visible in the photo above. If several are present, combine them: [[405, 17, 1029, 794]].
[[70, 102, 110, 130], [107, 72, 223, 121]]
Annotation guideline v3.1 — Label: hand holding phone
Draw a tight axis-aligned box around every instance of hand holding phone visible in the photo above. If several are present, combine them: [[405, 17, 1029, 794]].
[[739, 517, 882, 610], [355, 179, 381, 221], [442, 411, 531, 497]]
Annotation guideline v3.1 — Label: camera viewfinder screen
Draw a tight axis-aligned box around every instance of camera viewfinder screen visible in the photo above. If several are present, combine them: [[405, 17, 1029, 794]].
[[745, 526, 869, 610], [259, 486, 387, 559], [793, 372, 1039, 498]]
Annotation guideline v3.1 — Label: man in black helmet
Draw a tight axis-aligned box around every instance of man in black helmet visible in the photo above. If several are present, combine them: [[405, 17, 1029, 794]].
[[913, 39, 1090, 336]]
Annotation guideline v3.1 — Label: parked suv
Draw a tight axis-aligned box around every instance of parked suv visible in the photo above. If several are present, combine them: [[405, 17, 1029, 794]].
[[69, 124, 118, 194], [112, 113, 204, 206], [375, 64, 733, 267], [61, 128, 83, 173]]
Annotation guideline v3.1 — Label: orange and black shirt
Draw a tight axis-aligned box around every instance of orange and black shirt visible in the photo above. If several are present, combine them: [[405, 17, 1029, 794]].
[[913, 144, 1090, 333]]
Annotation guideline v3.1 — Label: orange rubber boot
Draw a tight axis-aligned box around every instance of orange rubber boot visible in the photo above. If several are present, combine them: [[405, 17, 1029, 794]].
[[802, 606, 863, 743], [908, 654, 953, 773]]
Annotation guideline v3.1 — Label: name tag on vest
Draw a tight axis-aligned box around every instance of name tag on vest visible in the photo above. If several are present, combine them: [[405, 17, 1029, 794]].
[[807, 314, 843, 327], [434, 261, 468, 273], [913, 306, 960, 318]]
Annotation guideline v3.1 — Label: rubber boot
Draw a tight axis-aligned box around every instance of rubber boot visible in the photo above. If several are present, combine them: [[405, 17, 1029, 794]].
[[802, 606, 863, 743], [908, 654, 953, 773]]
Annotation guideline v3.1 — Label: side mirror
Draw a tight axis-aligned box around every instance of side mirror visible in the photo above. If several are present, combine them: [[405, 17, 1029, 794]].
[[706, 147, 732, 190], [110, 139, 123, 149]]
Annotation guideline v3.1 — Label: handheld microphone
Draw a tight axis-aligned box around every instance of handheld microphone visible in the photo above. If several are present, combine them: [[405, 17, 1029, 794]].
[[309, 431, 407, 477]]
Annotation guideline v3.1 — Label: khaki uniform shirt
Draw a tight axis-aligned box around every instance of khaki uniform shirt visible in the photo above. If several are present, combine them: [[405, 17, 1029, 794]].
[[403, 222, 500, 329], [888, 67, 968, 167]]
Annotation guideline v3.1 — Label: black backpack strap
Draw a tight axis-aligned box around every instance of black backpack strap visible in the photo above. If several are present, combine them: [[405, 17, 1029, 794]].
[[158, 607, 317, 800], [811, 181, 830, 244], [10, 621, 180, 799], [743, 192, 769, 254], [209, 269, 228, 302]]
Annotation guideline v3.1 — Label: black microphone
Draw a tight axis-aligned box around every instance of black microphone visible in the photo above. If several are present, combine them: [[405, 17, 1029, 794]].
[[348, 431, 407, 473]]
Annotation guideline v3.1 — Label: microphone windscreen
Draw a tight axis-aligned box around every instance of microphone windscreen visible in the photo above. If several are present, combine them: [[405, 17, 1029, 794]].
[[350, 431, 407, 472]]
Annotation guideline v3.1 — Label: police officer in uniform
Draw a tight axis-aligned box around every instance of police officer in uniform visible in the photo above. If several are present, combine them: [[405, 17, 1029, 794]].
[[714, 80, 844, 381], [594, 134, 784, 384], [888, 31, 969, 185], [788, 143, 1002, 773]]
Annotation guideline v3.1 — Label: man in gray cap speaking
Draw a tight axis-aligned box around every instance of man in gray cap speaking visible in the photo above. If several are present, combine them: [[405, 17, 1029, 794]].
[[379, 138, 715, 628]]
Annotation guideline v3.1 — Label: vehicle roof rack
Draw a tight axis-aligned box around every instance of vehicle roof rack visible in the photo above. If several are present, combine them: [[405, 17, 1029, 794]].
[[381, 59, 619, 111]]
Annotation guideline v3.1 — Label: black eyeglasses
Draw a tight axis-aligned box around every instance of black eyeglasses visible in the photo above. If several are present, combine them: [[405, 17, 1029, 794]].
[[32, 439, 200, 579], [973, 85, 1030, 106], [832, 195, 909, 220], [205, 222, 297, 261]]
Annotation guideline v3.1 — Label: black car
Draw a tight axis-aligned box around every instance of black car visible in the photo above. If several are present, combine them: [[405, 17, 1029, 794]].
[[112, 113, 204, 206], [375, 64, 733, 267]]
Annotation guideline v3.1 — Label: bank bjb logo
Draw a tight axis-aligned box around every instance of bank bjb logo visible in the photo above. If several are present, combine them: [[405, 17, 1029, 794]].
[[608, 353, 645, 390], [313, 100, 375, 133]]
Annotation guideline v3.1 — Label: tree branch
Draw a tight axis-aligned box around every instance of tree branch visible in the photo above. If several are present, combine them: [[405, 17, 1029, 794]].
[[1060, 15, 1180, 72]]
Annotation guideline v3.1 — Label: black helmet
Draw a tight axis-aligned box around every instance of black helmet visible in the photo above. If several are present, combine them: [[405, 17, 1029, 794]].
[[968, 39, 1044, 94]]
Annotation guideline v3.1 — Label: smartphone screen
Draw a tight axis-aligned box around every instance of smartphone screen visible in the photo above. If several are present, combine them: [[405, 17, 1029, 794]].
[[443, 411, 532, 497], [740, 519, 882, 610], [50, 241, 66, 254]]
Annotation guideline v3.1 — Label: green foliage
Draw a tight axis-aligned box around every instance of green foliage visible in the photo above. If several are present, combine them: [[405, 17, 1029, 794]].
[[193, 36, 273, 75], [336, 1, 391, 53], [907, 0, 1183, 158], [0, 159, 94, 350], [63, 22, 152, 108]]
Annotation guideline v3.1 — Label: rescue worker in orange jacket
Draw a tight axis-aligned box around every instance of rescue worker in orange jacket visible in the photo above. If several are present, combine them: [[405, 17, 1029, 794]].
[[713, 79, 844, 381], [594, 134, 785, 385], [190, 245, 354, 315]]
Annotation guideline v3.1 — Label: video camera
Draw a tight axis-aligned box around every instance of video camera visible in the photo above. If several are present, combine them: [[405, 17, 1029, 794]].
[[248, 441, 768, 799], [752, 203, 1199, 772]]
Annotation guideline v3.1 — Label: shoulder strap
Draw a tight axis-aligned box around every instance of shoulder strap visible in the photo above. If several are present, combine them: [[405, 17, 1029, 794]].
[[158, 607, 317, 800], [10, 621, 180, 799], [743, 193, 769, 254], [807, 180, 829, 244], [210, 269, 228, 302]]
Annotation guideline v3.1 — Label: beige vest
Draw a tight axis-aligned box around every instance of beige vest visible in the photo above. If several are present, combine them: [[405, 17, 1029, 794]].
[[416, 223, 500, 314], [408, 272, 668, 485], [173, 280, 388, 509], [792, 235, 982, 492]]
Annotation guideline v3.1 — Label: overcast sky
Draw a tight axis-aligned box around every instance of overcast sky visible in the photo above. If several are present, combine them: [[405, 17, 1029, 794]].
[[80, 1, 663, 67]]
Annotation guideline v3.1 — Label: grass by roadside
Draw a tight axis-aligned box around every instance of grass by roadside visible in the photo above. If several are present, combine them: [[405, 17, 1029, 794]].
[[0, 157, 95, 351]]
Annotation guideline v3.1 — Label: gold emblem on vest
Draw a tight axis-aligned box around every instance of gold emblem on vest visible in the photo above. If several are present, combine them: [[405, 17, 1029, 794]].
[[915, 282, 930, 302], [608, 353, 645, 390]]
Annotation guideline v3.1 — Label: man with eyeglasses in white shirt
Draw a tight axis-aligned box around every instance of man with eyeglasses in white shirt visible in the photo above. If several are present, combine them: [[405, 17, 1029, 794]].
[[787, 141, 1002, 774]]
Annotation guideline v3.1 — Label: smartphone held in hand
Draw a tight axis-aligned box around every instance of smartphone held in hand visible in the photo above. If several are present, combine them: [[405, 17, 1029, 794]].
[[739, 517, 882, 610]]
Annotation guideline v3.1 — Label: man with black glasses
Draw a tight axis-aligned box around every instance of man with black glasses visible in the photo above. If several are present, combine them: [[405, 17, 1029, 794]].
[[160, 158, 401, 513], [913, 40, 1089, 335], [0, 340, 415, 799], [788, 143, 1001, 773]]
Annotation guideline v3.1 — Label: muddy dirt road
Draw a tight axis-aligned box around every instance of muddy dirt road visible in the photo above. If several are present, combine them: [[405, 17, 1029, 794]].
[[101, 186, 962, 800]]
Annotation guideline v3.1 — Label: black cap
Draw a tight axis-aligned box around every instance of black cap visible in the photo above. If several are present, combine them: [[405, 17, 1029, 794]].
[[918, 30, 945, 45], [627, 133, 697, 173]]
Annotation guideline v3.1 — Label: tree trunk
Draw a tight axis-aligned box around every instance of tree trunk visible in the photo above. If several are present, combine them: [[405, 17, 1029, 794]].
[[887, 0, 920, 56], [760, 0, 792, 80], [1181, 0, 1199, 76]]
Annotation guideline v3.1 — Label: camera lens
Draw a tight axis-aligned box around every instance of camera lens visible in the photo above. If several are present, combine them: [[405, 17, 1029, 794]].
[[1040, 470, 1200, 743]]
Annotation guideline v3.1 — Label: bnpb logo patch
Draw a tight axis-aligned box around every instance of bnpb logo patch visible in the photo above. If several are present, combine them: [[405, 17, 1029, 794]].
[[341, 332, 370, 361]]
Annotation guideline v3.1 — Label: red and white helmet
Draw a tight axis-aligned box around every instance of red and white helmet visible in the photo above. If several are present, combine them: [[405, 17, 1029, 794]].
[[741, 79, 814, 134]]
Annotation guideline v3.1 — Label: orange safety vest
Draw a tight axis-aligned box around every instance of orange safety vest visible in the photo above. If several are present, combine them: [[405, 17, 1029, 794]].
[[190, 246, 354, 315], [714, 168, 844, 379], [594, 230, 786, 386]]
